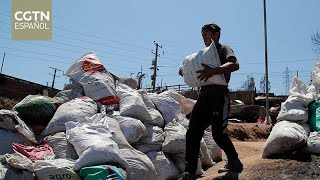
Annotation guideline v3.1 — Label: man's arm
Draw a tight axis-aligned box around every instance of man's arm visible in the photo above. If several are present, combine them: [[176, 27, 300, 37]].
[[197, 56, 239, 82]]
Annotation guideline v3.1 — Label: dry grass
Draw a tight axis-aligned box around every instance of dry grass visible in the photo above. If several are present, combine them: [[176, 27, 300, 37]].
[[0, 97, 18, 110]]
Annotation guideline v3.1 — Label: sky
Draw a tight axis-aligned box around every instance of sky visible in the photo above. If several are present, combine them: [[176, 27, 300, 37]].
[[0, 0, 319, 95]]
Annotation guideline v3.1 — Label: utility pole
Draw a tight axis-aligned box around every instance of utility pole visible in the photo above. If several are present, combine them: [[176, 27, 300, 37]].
[[150, 41, 162, 91], [263, 0, 270, 124], [1, 52, 5, 73], [49, 67, 62, 88]]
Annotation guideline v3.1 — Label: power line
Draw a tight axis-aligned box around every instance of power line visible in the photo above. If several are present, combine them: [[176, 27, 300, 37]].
[[4, 52, 138, 72], [52, 33, 151, 56], [2, 20, 317, 66], [0, 36, 152, 63], [0, 20, 182, 66], [0, 37, 160, 67], [0, 12, 152, 52]]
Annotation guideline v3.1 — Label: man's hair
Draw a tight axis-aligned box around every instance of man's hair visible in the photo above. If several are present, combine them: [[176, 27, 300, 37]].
[[201, 23, 221, 34]]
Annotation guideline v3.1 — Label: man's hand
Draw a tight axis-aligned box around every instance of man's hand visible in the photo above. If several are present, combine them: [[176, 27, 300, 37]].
[[196, 63, 216, 82]]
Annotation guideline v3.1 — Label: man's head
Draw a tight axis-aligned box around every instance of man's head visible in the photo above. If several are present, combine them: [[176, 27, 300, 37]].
[[201, 23, 221, 47]]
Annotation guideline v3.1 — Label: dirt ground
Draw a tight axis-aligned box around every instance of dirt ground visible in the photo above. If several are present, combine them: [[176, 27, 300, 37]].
[[200, 123, 320, 180]]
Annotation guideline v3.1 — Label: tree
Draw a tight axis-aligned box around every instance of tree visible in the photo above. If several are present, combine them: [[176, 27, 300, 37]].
[[312, 32, 320, 53], [241, 75, 256, 91], [136, 72, 146, 89], [260, 75, 271, 93]]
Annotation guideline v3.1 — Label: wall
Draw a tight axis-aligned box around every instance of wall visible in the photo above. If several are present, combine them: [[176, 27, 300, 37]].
[[0, 73, 60, 100]]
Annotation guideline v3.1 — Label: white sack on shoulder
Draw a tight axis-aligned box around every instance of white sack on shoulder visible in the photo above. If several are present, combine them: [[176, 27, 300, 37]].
[[262, 121, 310, 158], [120, 148, 158, 180], [41, 97, 98, 136], [182, 41, 227, 87], [34, 159, 81, 180], [146, 151, 180, 180], [133, 124, 164, 153], [117, 83, 153, 123], [113, 115, 147, 144], [149, 94, 181, 125], [160, 90, 196, 115], [65, 122, 128, 171]]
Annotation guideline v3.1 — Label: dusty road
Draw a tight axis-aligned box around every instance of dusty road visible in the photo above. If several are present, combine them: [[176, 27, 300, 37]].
[[200, 124, 320, 180]]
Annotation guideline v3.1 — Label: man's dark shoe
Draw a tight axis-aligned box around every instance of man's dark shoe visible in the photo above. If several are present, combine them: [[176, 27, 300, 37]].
[[218, 159, 243, 173], [175, 172, 197, 180]]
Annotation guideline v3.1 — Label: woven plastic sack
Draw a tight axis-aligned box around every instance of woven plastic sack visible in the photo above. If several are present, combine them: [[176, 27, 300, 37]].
[[66, 52, 119, 105], [160, 90, 196, 115], [146, 151, 180, 180], [133, 124, 164, 153], [149, 94, 181, 125], [13, 95, 58, 126], [41, 97, 98, 136], [162, 120, 187, 154], [117, 83, 153, 123], [113, 115, 147, 144], [119, 148, 158, 180], [43, 132, 78, 160], [169, 153, 204, 176], [262, 121, 310, 158], [182, 41, 227, 87], [79, 165, 127, 180], [0, 109, 38, 143], [65, 122, 128, 171], [308, 100, 320, 131], [34, 159, 81, 180], [0, 129, 33, 155]]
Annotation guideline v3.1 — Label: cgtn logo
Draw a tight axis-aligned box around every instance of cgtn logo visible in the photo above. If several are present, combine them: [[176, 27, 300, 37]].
[[14, 11, 50, 30], [12, 0, 52, 40]]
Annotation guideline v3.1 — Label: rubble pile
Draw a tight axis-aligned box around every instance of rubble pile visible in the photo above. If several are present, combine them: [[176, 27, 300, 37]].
[[0, 52, 222, 180], [263, 64, 320, 158]]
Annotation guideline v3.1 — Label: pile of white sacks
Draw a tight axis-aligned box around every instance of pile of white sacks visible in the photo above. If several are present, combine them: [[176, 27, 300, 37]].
[[263, 63, 320, 158], [0, 52, 222, 180]]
